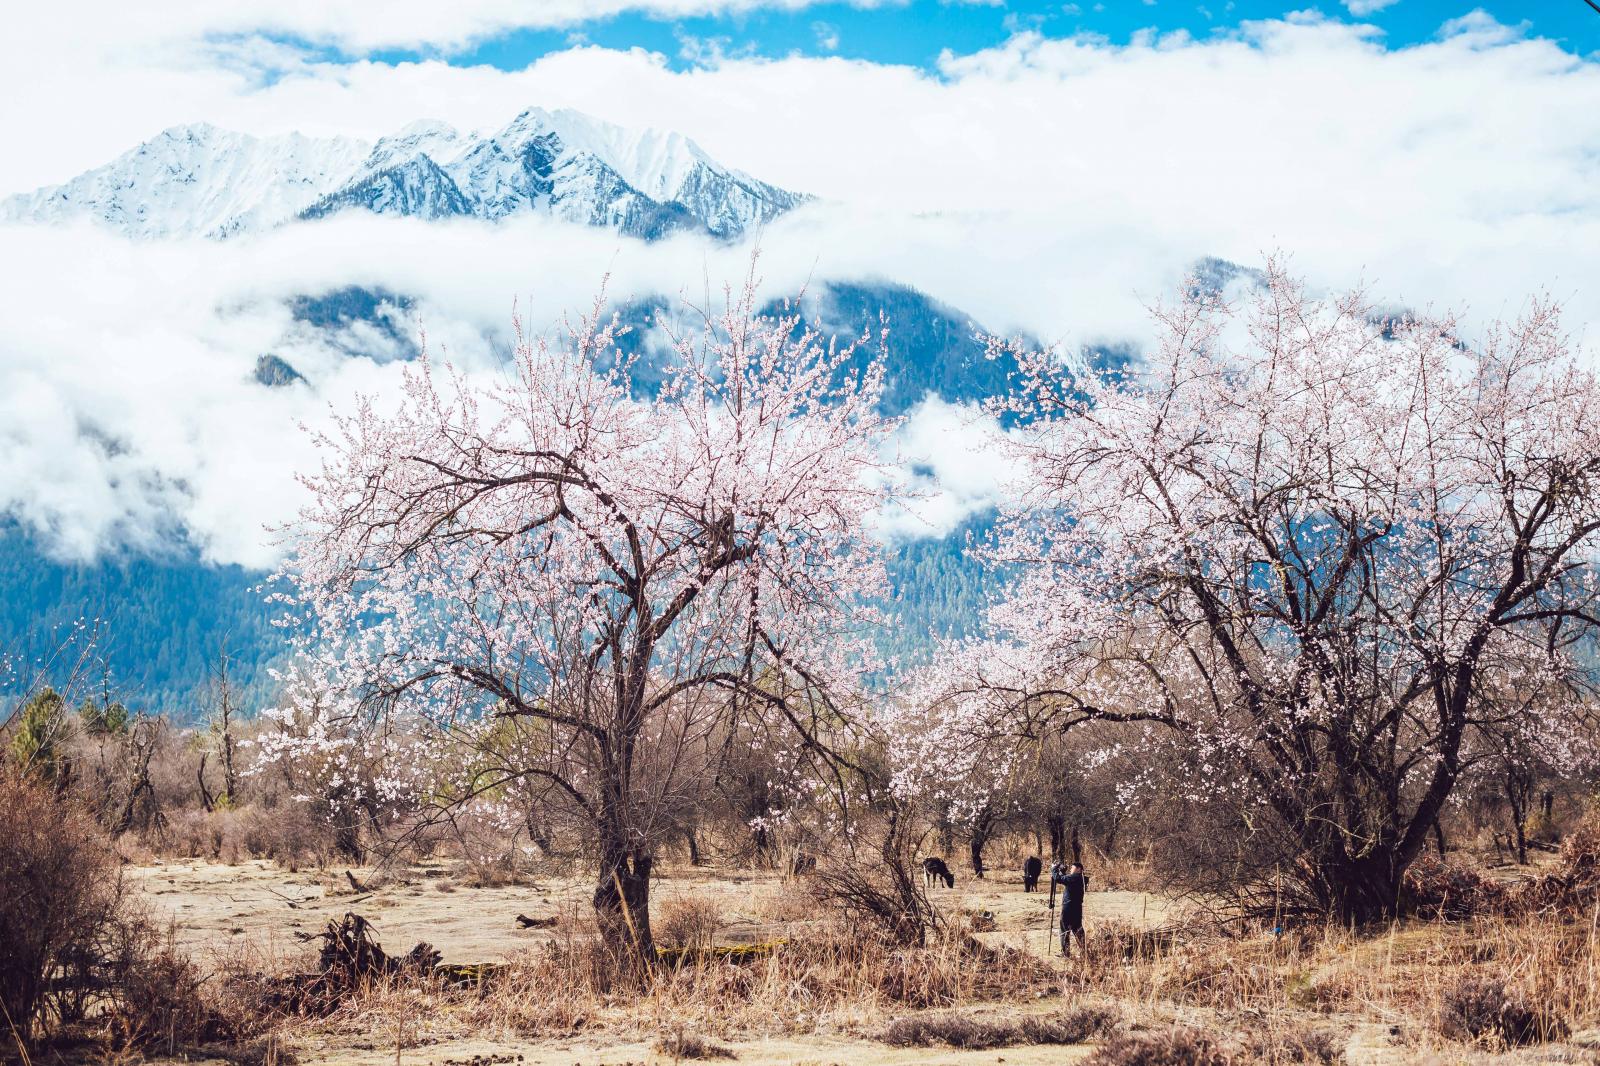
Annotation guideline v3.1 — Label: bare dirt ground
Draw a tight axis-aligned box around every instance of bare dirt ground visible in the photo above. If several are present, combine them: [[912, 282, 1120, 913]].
[[128, 858, 1175, 966], [126, 858, 1168, 1065], [126, 860, 1590, 1066]]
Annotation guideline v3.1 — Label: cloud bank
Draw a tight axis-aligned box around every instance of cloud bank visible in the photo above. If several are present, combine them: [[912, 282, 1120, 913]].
[[3, 11, 1599, 566]]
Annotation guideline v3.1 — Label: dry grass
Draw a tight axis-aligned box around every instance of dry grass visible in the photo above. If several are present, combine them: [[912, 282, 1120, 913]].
[[264, 920, 1058, 1056], [654, 1028, 738, 1059], [657, 895, 724, 948], [138, 885, 1600, 1064], [118, 819, 1600, 1065], [880, 1005, 1119, 1049]]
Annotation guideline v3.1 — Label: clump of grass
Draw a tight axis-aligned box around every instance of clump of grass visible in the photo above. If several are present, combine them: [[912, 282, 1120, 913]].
[[1237, 1024, 1344, 1064], [881, 1005, 1118, 1050], [654, 1029, 737, 1059], [656, 895, 723, 949], [1437, 976, 1566, 1048], [1085, 1027, 1230, 1066]]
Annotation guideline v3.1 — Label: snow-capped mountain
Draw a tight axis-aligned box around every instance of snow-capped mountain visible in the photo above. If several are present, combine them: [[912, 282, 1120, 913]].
[[2, 109, 806, 240]]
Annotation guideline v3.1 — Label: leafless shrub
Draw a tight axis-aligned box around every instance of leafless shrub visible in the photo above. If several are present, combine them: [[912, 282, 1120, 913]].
[[94, 914, 256, 1055], [0, 771, 257, 1055], [1438, 976, 1565, 1047], [1236, 1025, 1344, 1064], [656, 896, 723, 949], [0, 770, 124, 1045], [234, 800, 341, 866], [807, 809, 938, 946], [881, 1005, 1117, 1049], [1085, 1027, 1231, 1066]]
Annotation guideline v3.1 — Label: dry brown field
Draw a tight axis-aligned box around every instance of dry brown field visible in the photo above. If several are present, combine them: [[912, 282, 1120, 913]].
[[118, 857, 1600, 1066]]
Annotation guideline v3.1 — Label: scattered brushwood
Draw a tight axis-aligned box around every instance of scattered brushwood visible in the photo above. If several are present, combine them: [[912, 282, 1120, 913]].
[[514, 913, 558, 929], [881, 1006, 1118, 1050], [654, 1028, 738, 1059], [1085, 1027, 1232, 1066], [1400, 855, 1505, 921], [1438, 976, 1566, 1048], [259, 912, 443, 1015], [1506, 813, 1600, 916], [317, 912, 440, 981], [961, 909, 998, 932], [1401, 813, 1600, 922]]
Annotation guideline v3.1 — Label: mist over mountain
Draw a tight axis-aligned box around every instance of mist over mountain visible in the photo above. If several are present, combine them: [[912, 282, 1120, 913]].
[[0, 274, 1037, 718], [0, 104, 1161, 718]]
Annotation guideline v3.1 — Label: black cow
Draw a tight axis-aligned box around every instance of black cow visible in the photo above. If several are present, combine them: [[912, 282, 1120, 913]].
[[921, 856, 956, 889], [1022, 855, 1043, 892]]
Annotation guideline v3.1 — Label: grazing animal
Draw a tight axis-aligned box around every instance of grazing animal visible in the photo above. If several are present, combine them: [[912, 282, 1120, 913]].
[[921, 856, 956, 889], [787, 850, 817, 877], [1022, 855, 1043, 892]]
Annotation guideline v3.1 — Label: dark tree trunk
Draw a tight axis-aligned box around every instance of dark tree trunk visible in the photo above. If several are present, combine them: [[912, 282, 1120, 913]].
[[969, 805, 998, 878], [685, 828, 702, 866], [1297, 814, 1436, 925], [1047, 815, 1066, 864], [750, 823, 775, 867], [333, 816, 364, 863], [197, 752, 215, 813], [594, 843, 654, 967], [1431, 819, 1447, 858], [1506, 775, 1531, 865]]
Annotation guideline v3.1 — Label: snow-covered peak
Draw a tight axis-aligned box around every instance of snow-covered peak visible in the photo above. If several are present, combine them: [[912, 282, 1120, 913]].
[[367, 120, 465, 172], [2, 125, 372, 238], [3, 108, 806, 241], [497, 107, 716, 202]]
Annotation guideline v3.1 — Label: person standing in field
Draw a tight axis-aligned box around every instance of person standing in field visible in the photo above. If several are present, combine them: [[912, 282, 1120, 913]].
[[1051, 861, 1088, 958]]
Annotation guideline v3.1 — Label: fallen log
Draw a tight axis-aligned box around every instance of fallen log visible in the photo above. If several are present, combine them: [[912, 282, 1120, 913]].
[[515, 913, 558, 929]]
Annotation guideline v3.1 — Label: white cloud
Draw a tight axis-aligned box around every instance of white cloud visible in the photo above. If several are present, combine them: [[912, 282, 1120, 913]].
[[1343, 0, 1399, 16], [4, 10, 1600, 564], [876, 397, 1012, 540]]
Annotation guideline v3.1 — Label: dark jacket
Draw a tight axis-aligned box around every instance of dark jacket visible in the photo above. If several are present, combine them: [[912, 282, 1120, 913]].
[[1053, 870, 1088, 911]]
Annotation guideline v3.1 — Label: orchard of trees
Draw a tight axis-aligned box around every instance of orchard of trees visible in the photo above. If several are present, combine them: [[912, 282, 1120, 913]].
[[242, 257, 1600, 963]]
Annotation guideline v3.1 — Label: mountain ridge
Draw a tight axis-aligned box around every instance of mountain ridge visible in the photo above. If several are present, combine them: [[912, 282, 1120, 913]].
[[2, 109, 804, 241]]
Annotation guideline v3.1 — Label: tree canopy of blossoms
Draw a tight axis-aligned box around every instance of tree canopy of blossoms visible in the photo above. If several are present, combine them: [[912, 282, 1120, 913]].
[[919, 262, 1600, 922], [267, 272, 896, 959]]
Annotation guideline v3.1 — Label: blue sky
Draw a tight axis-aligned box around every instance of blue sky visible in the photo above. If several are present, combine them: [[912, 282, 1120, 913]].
[[372, 2, 1600, 71]]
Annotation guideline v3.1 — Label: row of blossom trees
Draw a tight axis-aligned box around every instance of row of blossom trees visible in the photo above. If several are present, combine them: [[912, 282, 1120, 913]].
[[271, 257, 1600, 957]]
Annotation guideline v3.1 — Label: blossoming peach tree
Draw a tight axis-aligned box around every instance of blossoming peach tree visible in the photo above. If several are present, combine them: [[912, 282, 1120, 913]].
[[909, 263, 1600, 923], [267, 275, 896, 961]]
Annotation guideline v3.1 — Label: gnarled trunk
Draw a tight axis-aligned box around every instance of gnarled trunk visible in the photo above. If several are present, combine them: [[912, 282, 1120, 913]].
[[594, 840, 654, 967]]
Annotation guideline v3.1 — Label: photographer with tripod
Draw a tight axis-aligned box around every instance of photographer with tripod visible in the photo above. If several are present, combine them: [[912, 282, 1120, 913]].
[[1048, 860, 1089, 959]]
